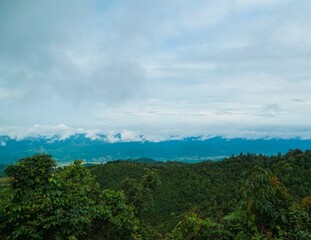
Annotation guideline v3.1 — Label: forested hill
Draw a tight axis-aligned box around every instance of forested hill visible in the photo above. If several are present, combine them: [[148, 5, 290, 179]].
[[90, 149, 311, 234], [1, 150, 310, 239]]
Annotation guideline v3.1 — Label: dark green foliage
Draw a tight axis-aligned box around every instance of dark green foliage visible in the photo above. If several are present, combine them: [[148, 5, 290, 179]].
[[1, 150, 310, 239], [122, 168, 161, 217], [91, 149, 311, 235]]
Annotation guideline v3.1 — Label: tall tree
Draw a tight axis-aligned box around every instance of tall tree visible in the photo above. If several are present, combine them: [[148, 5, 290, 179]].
[[0, 154, 139, 239]]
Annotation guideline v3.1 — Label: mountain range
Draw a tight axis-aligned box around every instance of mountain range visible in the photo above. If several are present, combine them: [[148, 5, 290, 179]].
[[1, 134, 311, 165]]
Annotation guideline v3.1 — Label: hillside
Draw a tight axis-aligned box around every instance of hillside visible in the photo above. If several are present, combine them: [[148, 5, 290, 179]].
[[1, 150, 310, 239], [90, 149, 311, 233]]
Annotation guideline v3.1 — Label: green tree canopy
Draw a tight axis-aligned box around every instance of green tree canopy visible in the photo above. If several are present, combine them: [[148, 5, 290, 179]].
[[0, 154, 140, 240]]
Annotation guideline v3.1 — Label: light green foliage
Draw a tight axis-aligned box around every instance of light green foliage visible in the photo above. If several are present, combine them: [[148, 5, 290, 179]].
[[0, 154, 140, 240], [301, 196, 311, 213], [90, 189, 139, 240], [167, 210, 230, 240], [0, 154, 100, 239], [240, 166, 292, 231], [227, 166, 310, 239]]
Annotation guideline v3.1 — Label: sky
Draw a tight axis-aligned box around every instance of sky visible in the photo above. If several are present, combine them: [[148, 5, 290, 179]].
[[0, 0, 311, 140]]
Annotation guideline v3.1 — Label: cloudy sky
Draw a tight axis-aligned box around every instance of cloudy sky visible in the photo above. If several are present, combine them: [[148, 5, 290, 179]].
[[1, 0, 311, 140]]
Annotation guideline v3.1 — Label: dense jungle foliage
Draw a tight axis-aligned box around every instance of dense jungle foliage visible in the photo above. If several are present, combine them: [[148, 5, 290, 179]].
[[0, 149, 310, 239]]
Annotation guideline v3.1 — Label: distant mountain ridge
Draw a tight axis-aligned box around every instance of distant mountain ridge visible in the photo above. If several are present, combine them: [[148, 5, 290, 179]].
[[1, 134, 311, 164]]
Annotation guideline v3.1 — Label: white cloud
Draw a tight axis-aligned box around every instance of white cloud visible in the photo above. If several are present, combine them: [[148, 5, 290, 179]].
[[0, 0, 311, 138], [0, 88, 24, 101], [1, 123, 311, 141], [0, 124, 74, 140], [234, 0, 288, 7]]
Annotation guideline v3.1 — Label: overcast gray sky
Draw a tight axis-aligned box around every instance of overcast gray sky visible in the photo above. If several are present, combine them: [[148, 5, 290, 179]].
[[1, 0, 311, 140]]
